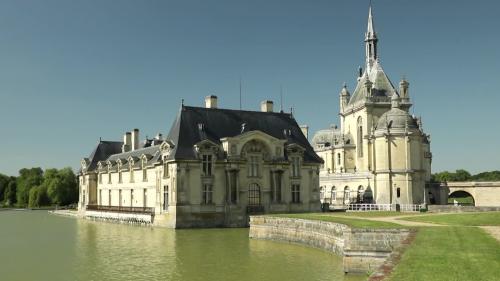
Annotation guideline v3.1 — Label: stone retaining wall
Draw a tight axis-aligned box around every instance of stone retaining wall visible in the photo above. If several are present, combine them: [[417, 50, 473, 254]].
[[428, 205, 500, 213], [85, 210, 153, 225], [249, 216, 410, 274]]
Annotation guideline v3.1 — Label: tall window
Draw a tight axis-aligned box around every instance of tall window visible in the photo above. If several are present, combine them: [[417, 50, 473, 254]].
[[343, 187, 350, 205], [357, 186, 364, 203], [108, 190, 111, 206], [143, 189, 147, 208], [320, 186, 324, 201], [331, 186, 337, 203], [202, 154, 213, 176], [118, 169, 122, 183], [163, 186, 169, 211], [397, 187, 401, 198], [291, 157, 300, 177], [337, 153, 341, 165], [291, 184, 300, 203], [271, 172, 282, 203], [249, 156, 259, 177], [230, 172, 237, 203], [130, 189, 134, 207], [119, 189, 122, 207], [357, 117, 363, 157], [98, 173, 102, 184], [99, 190, 102, 205], [202, 184, 213, 204], [108, 170, 112, 184], [82, 175, 86, 185]]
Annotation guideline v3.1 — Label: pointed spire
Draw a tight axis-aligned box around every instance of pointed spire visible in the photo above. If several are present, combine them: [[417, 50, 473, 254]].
[[365, 3, 378, 73]]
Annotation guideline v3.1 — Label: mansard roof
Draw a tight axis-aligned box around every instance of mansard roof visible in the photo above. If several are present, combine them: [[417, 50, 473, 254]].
[[166, 105, 322, 164]]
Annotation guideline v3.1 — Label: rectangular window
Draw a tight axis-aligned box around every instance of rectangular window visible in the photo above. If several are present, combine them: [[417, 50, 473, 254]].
[[119, 189, 122, 207], [249, 156, 259, 177], [271, 172, 282, 202], [99, 190, 102, 205], [130, 189, 134, 207], [202, 184, 213, 204], [230, 172, 237, 203], [129, 168, 134, 183], [291, 184, 300, 203], [291, 157, 300, 177], [163, 186, 169, 211], [143, 189, 147, 208], [98, 173, 102, 184], [202, 155, 213, 176], [118, 171, 122, 183], [108, 190, 112, 206], [397, 188, 401, 198], [337, 153, 341, 165], [143, 168, 147, 182], [108, 172, 112, 184]]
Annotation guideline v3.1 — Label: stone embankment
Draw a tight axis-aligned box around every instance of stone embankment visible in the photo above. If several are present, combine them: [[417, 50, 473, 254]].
[[249, 216, 411, 275], [427, 205, 500, 213], [85, 210, 153, 225], [49, 209, 79, 217]]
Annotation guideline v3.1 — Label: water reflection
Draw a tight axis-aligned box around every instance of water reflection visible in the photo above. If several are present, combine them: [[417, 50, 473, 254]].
[[1, 211, 364, 281]]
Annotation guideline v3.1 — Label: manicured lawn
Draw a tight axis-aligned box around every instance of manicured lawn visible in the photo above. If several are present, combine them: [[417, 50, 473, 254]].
[[400, 212, 500, 226], [388, 227, 500, 281], [270, 213, 405, 229]]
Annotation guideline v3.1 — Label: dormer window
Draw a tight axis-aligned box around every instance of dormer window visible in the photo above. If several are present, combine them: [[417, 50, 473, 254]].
[[142, 159, 147, 182], [202, 154, 213, 176]]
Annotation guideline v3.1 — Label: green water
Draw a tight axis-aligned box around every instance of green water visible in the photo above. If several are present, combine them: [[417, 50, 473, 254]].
[[0, 211, 365, 281]]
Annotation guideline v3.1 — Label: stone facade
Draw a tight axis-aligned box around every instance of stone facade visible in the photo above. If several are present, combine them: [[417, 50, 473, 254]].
[[249, 216, 410, 274], [313, 7, 432, 208], [78, 97, 322, 228]]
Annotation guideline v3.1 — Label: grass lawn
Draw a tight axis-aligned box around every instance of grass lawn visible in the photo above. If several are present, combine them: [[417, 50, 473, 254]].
[[400, 212, 500, 226], [270, 213, 405, 229], [388, 227, 500, 281]]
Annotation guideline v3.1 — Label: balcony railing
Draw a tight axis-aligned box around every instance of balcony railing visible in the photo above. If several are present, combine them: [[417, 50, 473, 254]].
[[86, 204, 154, 214], [347, 203, 423, 212]]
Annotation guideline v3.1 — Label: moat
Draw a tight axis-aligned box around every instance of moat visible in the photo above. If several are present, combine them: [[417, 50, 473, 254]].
[[0, 211, 364, 281]]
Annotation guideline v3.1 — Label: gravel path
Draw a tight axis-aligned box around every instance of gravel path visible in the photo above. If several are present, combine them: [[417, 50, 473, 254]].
[[481, 226, 500, 243]]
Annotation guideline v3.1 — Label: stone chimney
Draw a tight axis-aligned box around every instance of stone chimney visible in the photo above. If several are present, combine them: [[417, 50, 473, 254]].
[[132, 128, 139, 151], [261, 100, 273, 112], [122, 132, 132, 153], [300, 125, 309, 139], [205, 95, 218, 109]]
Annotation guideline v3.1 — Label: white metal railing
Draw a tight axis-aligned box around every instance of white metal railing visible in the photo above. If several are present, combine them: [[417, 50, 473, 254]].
[[346, 203, 423, 212]]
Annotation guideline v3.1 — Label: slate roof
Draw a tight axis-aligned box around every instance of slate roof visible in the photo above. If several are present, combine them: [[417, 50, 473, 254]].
[[348, 61, 397, 106], [85, 141, 123, 171], [166, 106, 323, 164]]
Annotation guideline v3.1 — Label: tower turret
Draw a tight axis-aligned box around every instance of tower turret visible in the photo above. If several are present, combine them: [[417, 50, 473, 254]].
[[340, 83, 350, 113], [399, 78, 410, 103]]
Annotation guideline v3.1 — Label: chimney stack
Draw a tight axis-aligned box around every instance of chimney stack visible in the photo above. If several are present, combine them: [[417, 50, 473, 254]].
[[132, 129, 139, 151], [261, 100, 273, 112], [300, 125, 309, 139], [122, 132, 132, 153], [205, 95, 218, 109]]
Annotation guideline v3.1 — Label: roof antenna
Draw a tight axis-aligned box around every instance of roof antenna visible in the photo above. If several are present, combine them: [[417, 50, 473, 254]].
[[280, 84, 284, 112], [239, 77, 242, 110]]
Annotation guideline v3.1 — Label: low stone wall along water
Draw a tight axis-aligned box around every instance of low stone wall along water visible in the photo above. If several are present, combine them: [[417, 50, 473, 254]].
[[249, 216, 410, 274]]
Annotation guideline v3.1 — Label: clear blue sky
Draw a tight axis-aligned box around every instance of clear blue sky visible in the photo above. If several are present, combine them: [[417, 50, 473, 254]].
[[1, 0, 499, 176]]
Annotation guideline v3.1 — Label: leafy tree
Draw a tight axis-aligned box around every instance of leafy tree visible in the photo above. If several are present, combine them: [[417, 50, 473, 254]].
[[471, 171, 500, 181], [4, 181, 17, 206], [16, 168, 43, 207], [46, 167, 78, 206], [0, 173, 10, 202], [28, 185, 50, 208], [454, 169, 472, 181]]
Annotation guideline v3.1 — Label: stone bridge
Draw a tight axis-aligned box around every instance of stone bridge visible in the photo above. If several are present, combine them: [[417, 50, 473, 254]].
[[441, 181, 500, 207]]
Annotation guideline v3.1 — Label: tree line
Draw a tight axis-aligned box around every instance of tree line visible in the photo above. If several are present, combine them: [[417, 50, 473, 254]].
[[0, 167, 78, 208], [432, 170, 500, 183]]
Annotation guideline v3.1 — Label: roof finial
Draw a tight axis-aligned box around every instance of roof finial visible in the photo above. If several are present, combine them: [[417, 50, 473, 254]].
[[181, 99, 184, 106]]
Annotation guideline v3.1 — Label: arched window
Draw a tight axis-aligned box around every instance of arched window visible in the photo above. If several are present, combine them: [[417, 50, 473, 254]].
[[320, 186, 325, 201], [248, 183, 261, 206], [357, 185, 364, 203], [343, 186, 350, 205], [330, 186, 336, 204], [357, 117, 363, 157]]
